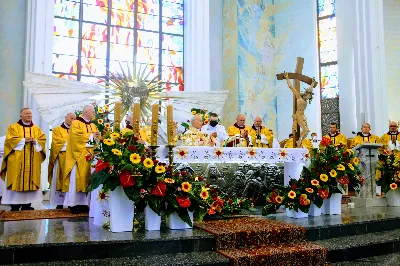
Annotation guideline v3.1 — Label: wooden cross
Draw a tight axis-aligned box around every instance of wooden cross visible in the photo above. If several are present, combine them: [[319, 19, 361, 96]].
[[276, 57, 318, 148]]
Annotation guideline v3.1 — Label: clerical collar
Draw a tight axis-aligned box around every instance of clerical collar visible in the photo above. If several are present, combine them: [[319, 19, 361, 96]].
[[61, 122, 70, 130], [362, 133, 371, 137], [252, 125, 263, 131], [77, 117, 91, 125], [17, 119, 34, 127], [126, 124, 133, 130], [388, 131, 399, 135], [329, 132, 340, 137], [233, 123, 246, 129]]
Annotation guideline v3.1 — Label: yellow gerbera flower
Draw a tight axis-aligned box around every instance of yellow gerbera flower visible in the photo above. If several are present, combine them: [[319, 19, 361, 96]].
[[98, 108, 104, 114], [204, 114, 209, 120], [288, 190, 296, 199], [182, 182, 192, 192], [191, 110, 197, 115], [103, 138, 115, 146], [97, 119, 104, 124], [110, 132, 120, 139], [200, 189, 209, 200], [111, 149, 122, 156], [346, 149, 354, 154], [155, 165, 166, 174], [347, 163, 355, 171], [353, 157, 360, 165], [164, 178, 175, 184], [305, 188, 314, 193], [276, 196, 283, 204], [143, 158, 154, 168], [330, 169, 337, 178], [105, 123, 111, 128], [104, 105, 109, 111], [337, 164, 345, 171], [320, 174, 329, 182], [130, 153, 141, 164], [390, 183, 398, 190], [311, 179, 319, 186]]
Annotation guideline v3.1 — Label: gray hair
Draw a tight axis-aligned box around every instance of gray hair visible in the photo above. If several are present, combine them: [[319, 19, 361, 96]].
[[191, 115, 202, 124], [83, 105, 94, 113]]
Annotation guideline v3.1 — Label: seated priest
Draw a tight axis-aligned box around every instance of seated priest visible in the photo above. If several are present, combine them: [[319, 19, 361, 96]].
[[380, 121, 400, 153], [121, 114, 151, 144], [226, 114, 252, 147], [310, 132, 320, 149], [249, 116, 273, 148], [350, 123, 380, 148], [200, 113, 228, 147], [323, 122, 347, 148], [284, 133, 313, 152], [180, 115, 211, 146]]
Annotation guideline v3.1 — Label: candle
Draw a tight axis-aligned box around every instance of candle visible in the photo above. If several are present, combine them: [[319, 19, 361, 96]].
[[114, 100, 121, 131], [132, 97, 140, 134], [151, 103, 159, 146], [166, 100, 174, 145]]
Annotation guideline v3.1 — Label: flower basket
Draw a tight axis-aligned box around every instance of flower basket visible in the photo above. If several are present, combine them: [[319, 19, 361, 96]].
[[286, 208, 308, 219], [145, 205, 161, 231], [322, 193, 342, 215], [109, 186, 134, 232], [386, 189, 400, 206], [166, 211, 193, 229], [308, 203, 322, 217]]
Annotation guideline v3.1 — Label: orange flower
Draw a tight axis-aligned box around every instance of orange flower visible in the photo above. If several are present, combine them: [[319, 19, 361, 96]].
[[164, 178, 175, 184], [390, 183, 398, 190], [305, 188, 314, 193], [181, 182, 192, 192], [288, 190, 296, 199], [311, 179, 319, 186], [276, 196, 283, 204], [200, 189, 209, 200], [300, 194, 308, 200]]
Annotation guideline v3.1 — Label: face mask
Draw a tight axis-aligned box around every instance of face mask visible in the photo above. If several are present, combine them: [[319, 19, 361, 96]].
[[209, 120, 218, 127]]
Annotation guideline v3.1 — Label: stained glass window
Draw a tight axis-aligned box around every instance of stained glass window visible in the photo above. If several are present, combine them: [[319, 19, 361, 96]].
[[317, 0, 335, 18], [53, 0, 184, 90]]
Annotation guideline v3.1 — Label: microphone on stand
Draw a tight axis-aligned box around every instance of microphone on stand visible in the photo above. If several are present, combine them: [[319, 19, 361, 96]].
[[352, 131, 362, 137]]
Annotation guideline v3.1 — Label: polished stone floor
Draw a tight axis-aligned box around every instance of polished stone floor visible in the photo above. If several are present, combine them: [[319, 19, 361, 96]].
[[332, 253, 400, 266]]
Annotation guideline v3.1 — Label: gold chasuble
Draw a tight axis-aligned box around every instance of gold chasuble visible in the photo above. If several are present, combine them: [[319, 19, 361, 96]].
[[249, 126, 274, 148], [350, 134, 380, 148], [0, 120, 46, 191], [48, 124, 69, 191], [121, 125, 151, 143], [62, 118, 98, 193], [227, 124, 252, 147], [285, 138, 313, 152], [380, 132, 400, 151], [323, 132, 348, 148]]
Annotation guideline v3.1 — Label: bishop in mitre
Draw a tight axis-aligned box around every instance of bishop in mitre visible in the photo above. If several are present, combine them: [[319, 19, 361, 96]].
[[380, 121, 400, 153], [0, 108, 46, 211], [180, 115, 211, 146], [121, 114, 151, 143], [63, 105, 99, 214], [48, 113, 76, 209], [350, 123, 380, 148], [227, 114, 252, 147], [323, 122, 347, 148], [249, 116, 274, 148]]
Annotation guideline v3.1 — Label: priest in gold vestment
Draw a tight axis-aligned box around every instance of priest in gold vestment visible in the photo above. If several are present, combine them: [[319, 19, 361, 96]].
[[227, 114, 251, 147], [0, 108, 46, 211], [180, 115, 211, 146], [350, 123, 380, 148], [63, 105, 99, 214], [380, 121, 400, 153], [249, 116, 274, 148], [48, 113, 76, 209], [323, 122, 347, 148]]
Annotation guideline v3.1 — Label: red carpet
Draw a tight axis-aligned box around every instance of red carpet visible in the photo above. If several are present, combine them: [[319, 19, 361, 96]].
[[0, 209, 88, 221], [195, 217, 327, 266]]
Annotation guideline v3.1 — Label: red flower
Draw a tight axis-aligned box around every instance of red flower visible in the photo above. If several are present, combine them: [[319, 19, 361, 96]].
[[228, 199, 233, 204], [128, 145, 136, 152], [318, 188, 329, 200], [359, 176, 365, 185], [320, 137, 332, 146], [280, 151, 286, 157], [85, 154, 94, 162], [176, 196, 191, 208], [291, 184, 297, 190], [119, 138, 126, 144], [99, 192, 107, 200], [343, 152, 349, 157], [119, 170, 136, 188], [333, 155, 339, 161], [151, 181, 166, 197], [338, 176, 350, 185], [181, 170, 187, 176], [216, 150, 222, 157], [153, 159, 159, 164], [95, 159, 110, 172], [179, 150, 186, 156], [208, 208, 216, 215], [325, 165, 330, 170], [198, 175, 204, 181]]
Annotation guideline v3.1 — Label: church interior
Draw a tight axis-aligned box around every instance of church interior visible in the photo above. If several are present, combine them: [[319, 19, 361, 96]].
[[1, 0, 400, 265]]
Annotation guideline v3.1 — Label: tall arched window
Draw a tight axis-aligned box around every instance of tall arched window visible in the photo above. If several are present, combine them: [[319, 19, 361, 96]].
[[53, 0, 184, 91], [317, 0, 339, 134]]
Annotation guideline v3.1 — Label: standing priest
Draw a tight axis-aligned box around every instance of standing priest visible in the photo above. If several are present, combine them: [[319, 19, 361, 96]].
[[380, 121, 400, 153], [48, 112, 76, 209], [63, 105, 99, 214], [0, 108, 46, 211]]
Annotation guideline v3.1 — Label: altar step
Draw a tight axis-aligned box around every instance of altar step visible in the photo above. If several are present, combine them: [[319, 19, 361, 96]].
[[3, 251, 229, 266], [331, 252, 400, 265]]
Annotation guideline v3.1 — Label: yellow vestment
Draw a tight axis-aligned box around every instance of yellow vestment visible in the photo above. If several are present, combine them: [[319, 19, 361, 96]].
[[284, 138, 313, 152], [322, 133, 348, 148], [227, 124, 252, 147], [180, 127, 211, 146], [249, 126, 274, 148], [380, 132, 400, 152], [48, 124, 69, 191], [62, 118, 98, 193], [0, 121, 46, 191], [121, 126, 151, 143], [350, 134, 380, 148]]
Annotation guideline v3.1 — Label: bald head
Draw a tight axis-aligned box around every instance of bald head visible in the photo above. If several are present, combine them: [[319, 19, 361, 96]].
[[82, 105, 95, 121], [20, 108, 32, 123], [253, 116, 263, 127], [236, 114, 246, 127], [64, 112, 76, 126], [389, 121, 398, 132]]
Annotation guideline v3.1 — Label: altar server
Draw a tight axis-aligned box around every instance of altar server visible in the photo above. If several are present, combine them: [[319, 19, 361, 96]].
[[249, 116, 273, 148], [201, 113, 228, 147], [63, 105, 99, 214], [380, 121, 400, 153], [48, 112, 76, 209], [310, 132, 320, 149], [323, 122, 347, 148], [0, 108, 46, 211], [350, 123, 380, 148]]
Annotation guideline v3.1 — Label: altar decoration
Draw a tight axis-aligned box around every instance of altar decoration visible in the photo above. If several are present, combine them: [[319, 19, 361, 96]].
[[377, 153, 400, 206], [75, 103, 112, 135], [180, 108, 212, 131]]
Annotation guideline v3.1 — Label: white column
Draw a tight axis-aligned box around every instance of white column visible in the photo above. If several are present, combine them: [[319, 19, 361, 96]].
[[336, 0, 388, 136], [184, 0, 211, 92]]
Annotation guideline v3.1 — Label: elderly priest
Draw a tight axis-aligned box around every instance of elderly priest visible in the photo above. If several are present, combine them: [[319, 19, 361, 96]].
[[63, 105, 99, 214], [48, 112, 76, 209], [0, 108, 46, 211], [180, 115, 211, 146], [380, 121, 400, 153]]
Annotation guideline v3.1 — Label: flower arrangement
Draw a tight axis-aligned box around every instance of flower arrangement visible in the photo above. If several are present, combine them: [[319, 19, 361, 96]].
[[377, 153, 400, 193], [181, 108, 215, 131], [75, 103, 112, 135]]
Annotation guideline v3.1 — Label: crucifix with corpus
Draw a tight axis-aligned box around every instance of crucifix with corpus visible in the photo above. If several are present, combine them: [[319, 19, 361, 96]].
[[277, 57, 318, 148]]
